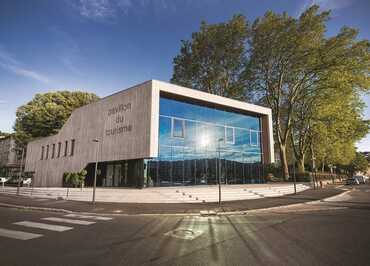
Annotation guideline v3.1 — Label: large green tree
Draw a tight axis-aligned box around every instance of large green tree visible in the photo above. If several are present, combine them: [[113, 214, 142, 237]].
[[171, 14, 249, 98], [291, 68, 369, 173], [347, 152, 369, 175], [245, 6, 370, 178], [171, 6, 369, 179], [14, 91, 99, 143]]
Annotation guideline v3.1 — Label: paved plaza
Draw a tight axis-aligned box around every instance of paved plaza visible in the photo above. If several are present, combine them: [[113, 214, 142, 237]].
[[1, 183, 309, 203]]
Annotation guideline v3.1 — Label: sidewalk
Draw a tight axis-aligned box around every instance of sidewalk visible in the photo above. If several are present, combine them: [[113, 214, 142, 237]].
[[0, 186, 344, 215], [0, 183, 310, 203]]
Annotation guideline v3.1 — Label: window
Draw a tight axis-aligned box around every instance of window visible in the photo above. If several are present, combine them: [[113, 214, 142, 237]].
[[51, 144, 55, 159], [225, 127, 235, 144], [64, 141, 68, 157], [57, 142, 61, 158], [172, 118, 185, 138], [70, 139, 75, 156], [250, 130, 259, 146], [41, 146, 44, 160], [45, 145, 49, 159]]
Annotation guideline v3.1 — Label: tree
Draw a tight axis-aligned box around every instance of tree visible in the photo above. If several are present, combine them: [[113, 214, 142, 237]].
[[245, 6, 370, 179], [292, 77, 369, 173], [14, 91, 99, 144], [347, 152, 369, 175], [171, 14, 249, 98]]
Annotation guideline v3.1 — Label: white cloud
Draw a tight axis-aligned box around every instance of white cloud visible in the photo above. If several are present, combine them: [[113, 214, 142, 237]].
[[75, 0, 132, 20], [72, 0, 217, 21], [296, 0, 354, 17], [79, 0, 116, 19], [0, 47, 50, 83]]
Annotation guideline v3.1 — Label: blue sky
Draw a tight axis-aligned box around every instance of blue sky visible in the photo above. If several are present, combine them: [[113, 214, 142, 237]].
[[0, 0, 369, 151]]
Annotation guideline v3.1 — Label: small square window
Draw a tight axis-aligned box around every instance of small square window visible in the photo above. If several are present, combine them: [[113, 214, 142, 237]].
[[225, 127, 235, 144], [172, 118, 185, 138], [250, 130, 259, 146]]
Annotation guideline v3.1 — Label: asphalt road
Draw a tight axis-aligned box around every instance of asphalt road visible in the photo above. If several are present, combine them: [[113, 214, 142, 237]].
[[0, 184, 369, 266]]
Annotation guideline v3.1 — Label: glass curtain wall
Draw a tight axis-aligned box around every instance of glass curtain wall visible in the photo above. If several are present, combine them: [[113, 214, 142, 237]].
[[147, 96, 264, 186]]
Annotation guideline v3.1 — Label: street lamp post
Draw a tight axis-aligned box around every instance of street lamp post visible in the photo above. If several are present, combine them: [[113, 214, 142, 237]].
[[292, 150, 297, 195], [12, 147, 25, 196], [92, 139, 100, 205], [291, 131, 297, 194], [199, 135, 223, 207], [217, 138, 223, 207]]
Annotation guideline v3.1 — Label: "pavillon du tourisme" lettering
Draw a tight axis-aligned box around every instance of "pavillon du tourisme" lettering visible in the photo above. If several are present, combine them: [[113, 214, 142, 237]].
[[106, 103, 133, 136]]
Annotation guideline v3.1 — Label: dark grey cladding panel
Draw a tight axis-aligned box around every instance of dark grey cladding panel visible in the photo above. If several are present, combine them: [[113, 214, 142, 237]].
[[25, 82, 154, 187]]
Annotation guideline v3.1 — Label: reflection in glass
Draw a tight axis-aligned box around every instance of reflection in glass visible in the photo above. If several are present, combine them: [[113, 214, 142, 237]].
[[148, 96, 265, 186]]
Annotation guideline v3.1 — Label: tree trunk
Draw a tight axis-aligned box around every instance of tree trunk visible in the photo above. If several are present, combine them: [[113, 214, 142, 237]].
[[297, 154, 305, 173], [279, 143, 290, 180]]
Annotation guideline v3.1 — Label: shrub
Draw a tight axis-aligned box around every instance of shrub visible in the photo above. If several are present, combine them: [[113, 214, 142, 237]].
[[63, 170, 87, 188]]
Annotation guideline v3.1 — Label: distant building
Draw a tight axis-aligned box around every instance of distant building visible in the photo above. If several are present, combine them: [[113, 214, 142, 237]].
[[0, 135, 23, 176], [25, 80, 274, 187]]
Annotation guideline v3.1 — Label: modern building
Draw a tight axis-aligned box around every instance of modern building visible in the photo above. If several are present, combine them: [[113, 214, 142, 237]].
[[25, 80, 274, 187], [0, 135, 23, 176]]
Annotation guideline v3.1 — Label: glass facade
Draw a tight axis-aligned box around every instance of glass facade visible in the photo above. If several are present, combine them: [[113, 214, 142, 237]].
[[147, 96, 265, 187]]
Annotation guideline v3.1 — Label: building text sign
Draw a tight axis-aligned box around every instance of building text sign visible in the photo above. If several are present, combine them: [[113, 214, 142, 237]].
[[106, 103, 133, 136]]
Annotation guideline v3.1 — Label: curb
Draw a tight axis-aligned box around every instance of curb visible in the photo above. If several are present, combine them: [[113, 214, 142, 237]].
[[218, 189, 351, 216], [0, 188, 349, 217]]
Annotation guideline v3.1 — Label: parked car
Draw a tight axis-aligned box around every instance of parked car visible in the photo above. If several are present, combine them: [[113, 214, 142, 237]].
[[0, 177, 9, 186], [5, 177, 31, 187], [346, 178, 360, 185], [353, 175, 366, 184], [22, 178, 32, 187]]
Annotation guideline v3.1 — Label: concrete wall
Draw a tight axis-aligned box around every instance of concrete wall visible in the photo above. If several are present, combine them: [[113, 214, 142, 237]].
[[25, 81, 154, 186]]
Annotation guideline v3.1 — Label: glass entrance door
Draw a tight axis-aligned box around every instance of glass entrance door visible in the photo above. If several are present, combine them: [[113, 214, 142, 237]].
[[114, 164, 122, 187]]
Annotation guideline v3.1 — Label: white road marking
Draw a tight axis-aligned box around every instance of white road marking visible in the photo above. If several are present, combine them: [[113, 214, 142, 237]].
[[41, 217, 95, 225], [0, 228, 43, 240], [165, 228, 203, 240], [64, 214, 112, 221], [14, 221, 73, 232]]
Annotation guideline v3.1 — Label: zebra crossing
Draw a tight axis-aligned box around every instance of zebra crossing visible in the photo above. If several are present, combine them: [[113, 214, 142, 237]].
[[0, 214, 113, 241]]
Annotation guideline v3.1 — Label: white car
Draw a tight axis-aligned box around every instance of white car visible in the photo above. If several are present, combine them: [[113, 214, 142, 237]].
[[22, 178, 32, 186], [0, 177, 9, 184], [353, 175, 366, 184]]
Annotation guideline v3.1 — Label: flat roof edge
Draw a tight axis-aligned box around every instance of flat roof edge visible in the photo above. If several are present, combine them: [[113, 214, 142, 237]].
[[152, 80, 271, 116]]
